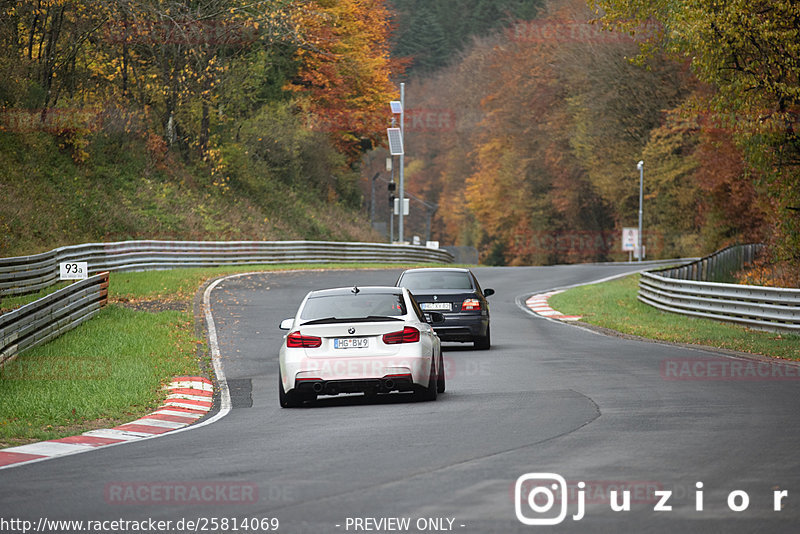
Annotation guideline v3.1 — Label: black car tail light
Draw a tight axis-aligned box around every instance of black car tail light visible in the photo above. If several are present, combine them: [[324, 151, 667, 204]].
[[461, 298, 481, 311]]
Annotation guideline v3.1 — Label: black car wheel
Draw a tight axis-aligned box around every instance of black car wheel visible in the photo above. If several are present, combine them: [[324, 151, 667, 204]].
[[279, 371, 305, 408], [474, 325, 491, 350], [414, 358, 438, 402], [437, 352, 446, 393]]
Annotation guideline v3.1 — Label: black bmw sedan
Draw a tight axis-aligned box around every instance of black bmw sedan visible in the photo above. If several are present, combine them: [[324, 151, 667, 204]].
[[395, 268, 494, 349]]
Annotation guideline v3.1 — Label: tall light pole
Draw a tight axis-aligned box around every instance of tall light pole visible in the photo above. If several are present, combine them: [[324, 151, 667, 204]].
[[387, 93, 405, 243], [389, 156, 395, 242], [637, 160, 644, 262], [398, 82, 406, 243]]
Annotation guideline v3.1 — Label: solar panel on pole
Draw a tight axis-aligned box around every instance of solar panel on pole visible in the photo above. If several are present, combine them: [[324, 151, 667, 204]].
[[387, 127, 404, 155]]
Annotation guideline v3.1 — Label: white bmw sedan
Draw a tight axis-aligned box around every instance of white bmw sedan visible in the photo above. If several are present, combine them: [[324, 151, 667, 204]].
[[278, 286, 444, 407]]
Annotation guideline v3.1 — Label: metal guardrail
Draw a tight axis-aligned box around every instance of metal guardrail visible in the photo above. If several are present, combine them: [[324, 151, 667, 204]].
[[648, 243, 765, 283], [0, 240, 451, 366], [0, 272, 109, 367], [638, 244, 800, 333], [0, 240, 455, 296]]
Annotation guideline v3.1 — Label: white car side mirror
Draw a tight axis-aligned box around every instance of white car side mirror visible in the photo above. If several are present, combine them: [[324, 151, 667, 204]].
[[279, 318, 294, 330]]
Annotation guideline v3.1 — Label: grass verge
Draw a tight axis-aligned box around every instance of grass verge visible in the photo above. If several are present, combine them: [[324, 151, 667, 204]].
[[547, 273, 800, 361], [0, 306, 198, 447], [0, 262, 452, 446]]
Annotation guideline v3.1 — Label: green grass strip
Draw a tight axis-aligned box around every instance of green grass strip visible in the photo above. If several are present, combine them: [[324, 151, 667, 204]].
[[0, 306, 199, 447], [547, 273, 800, 361]]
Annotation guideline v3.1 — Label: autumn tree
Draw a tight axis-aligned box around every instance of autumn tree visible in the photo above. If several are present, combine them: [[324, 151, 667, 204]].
[[288, 0, 402, 161], [592, 0, 800, 280], [409, 0, 650, 263], [397, 34, 503, 250], [101, 0, 298, 152], [390, 0, 790, 267]]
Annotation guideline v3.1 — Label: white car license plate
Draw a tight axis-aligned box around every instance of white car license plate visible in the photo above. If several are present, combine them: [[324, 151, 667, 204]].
[[421, 302, 451, 311], [334, 338, 370, 349]]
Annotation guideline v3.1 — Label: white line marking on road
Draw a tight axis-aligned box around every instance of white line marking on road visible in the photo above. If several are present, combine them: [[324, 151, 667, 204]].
[[163, 271, 266, 436]]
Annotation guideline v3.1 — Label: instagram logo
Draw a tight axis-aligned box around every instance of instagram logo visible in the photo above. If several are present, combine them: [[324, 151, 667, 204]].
[[514, 473, 791, 524], [515, 473, 576, 525]]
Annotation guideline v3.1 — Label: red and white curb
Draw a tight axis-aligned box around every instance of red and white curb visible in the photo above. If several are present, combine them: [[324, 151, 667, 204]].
[[525, 291, 582, 321], [0, 376, 213, 469]]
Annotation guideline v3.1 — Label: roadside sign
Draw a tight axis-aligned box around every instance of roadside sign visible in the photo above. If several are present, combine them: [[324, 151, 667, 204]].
[[622, 228, 638, 252], [60, 261, 88, 280], [394, 198, 409, 216]]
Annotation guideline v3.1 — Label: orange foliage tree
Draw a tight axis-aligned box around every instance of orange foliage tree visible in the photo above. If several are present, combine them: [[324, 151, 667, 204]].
[[289, 0, 403, 161]]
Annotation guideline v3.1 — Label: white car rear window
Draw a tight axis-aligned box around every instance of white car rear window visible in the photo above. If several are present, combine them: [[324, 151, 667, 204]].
[[300, 294, 407, 320], [400, 272, 473, 290]]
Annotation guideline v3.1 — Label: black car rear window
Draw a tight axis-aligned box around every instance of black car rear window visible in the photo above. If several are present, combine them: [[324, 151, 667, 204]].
[[399, 272, 473, 290], [300, 293, 407, 320]]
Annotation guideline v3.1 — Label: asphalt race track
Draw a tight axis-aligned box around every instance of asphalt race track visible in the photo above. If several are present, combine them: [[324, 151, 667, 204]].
[[1, 265, 798, 533]]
